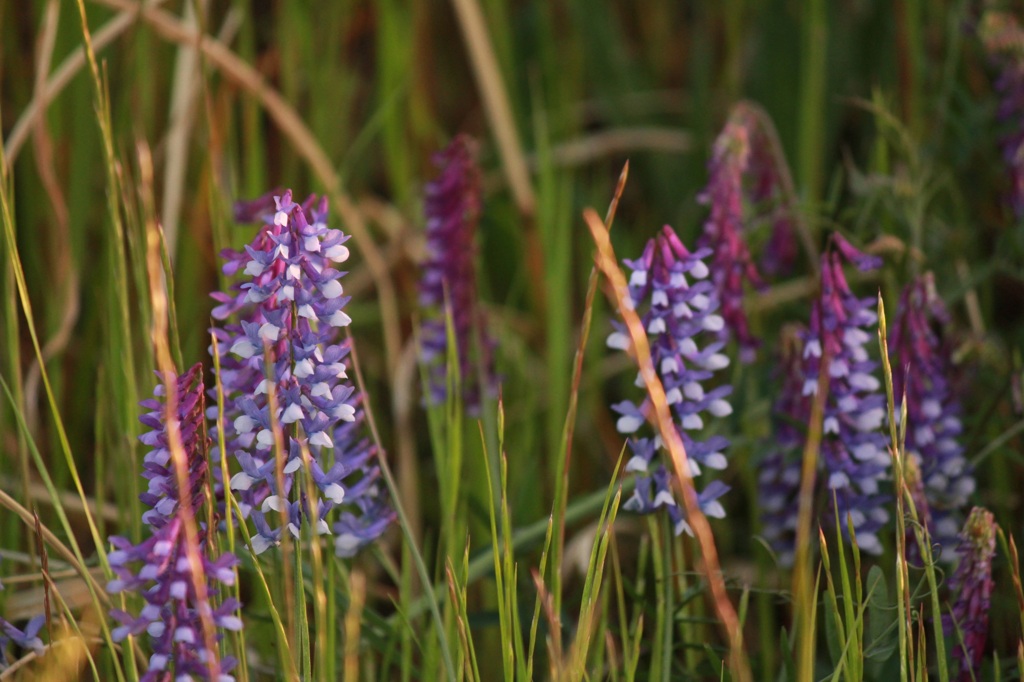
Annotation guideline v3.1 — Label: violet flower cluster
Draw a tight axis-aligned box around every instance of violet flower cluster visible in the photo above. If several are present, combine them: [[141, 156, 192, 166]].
[[891, 274, 974, 557], [698, 118, 765, 360], [757, 333, 812, 567], [759, 235, 890, 562], [698, 103, 800, 361], [419, 135, 497, 413], [980, 11, 1024, 219], [611, 226, 733, 536], [106, 364, 241, 681], [0, 561, 45, 670], [211, 190, 393, 557], [945, 507, 997, 682]]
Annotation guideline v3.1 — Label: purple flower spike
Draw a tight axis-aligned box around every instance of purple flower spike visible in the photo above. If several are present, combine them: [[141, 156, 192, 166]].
[[698, 103, 803, 360], [212, 190, 394, 556], [612, 226, 734, 536], [759, 236, 890, 563], [945, 507, 997, 681], [0, 562, 45, 669], [106, 365, 242, 682], [757, 332, 810, 567], [980, 12, 1024, 219], [699, 120, 765, 360], [891, 274, 974, 558], [419, 135, 497, 413]]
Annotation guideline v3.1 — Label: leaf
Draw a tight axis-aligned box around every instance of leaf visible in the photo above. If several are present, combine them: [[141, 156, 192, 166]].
[[865, 566, 898, 666]]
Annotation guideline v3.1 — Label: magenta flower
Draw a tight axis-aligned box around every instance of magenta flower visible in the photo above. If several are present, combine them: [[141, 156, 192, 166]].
[[980, 12, 1024, 219], [419, 135, 497, 412], [106, 364, 241, 681], [211, 190, 393, 556], [610, 226, 733, 535], [698, 103, 801, 361], [945, 507, 997, 681], [699, 119, 765, 360]]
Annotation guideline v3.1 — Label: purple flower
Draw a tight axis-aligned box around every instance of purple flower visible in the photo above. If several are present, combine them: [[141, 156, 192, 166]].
[[980, 12, 1024, 219], [757, 334, 811, 567], [758, 235, 890, 562], [0, 562, 45, 669], [211, 190, 393, 556], [945, 507, 997, 681], [106, 365, 241, 682], [698, 104, 803, 361], [611, 226, 733, 536], [419, 135, 497, 412], [891, 274, 974, 558], [699, 120, 765, 360]]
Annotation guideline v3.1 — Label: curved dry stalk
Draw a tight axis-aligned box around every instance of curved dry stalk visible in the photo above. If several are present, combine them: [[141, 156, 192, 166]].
[[137, 141, 223, 682], [526, 127, 692, 170], [87, 0, 403, 381], [4, 1, 173, 163], [24, 0, 80, 439], [0, 490, 109, 608], [583, 208, 752, 682], [448, 0, 535, 217], [731, 99, 819, 273]]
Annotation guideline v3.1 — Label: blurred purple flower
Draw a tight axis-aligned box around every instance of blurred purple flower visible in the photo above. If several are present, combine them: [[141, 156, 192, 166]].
[[699, 120, 765, 360], [419, 135, 497, 413], [106, 364, 241, 682], [891, 274, 974, 559], [759, 235, 890, 562], [698, 103, 803, 361], [757, 332, 810, 567], [0, 562, 45, 669], [212, 190, 393, 557], [611, 226, 733, 536], [980, 12, 1024, 219], [945, 507, 997, 681]]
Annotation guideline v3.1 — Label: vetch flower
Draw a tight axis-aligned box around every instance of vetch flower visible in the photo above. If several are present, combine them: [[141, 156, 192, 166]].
[[212, 190, 393, 556], [980, 11, 1024, 219], [699, 118, 765, 360], [418, 135, 497, 412], [756, 331, 810, 567], [612, 226, 733, 536], [945, 507, 997, 681], [891, 274, 974, 558], [698, 102, 802, 360], [0, 561, 45, 669], [758, 235, 890, 562], [106, 364, 241, 682]]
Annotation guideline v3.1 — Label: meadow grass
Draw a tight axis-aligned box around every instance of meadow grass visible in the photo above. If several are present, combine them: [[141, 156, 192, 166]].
[[1, 1, 1024, 680]]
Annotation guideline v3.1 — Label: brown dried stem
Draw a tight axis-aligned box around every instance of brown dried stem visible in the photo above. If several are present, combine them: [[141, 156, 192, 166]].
[[583, 208, 751, 682]]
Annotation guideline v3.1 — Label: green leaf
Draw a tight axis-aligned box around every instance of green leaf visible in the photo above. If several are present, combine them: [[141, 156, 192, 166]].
[[865, 566, 897, 667]]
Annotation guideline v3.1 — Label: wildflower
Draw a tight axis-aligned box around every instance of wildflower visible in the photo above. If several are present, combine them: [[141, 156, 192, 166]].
[[891, 274, 974, 558], [699, 119, 765, 360], [980, 11, 1024, 219], [698, 103, 802, 360], [211, 190, 393, 556], [611, 225, 733, 536], [945, 507, 997, 681], [419, 135, 497, 412], [757, 331, 810, 567], [759, 235, 890, 561], [0, 561, 45, 669], [106, 364, 242, 681]]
